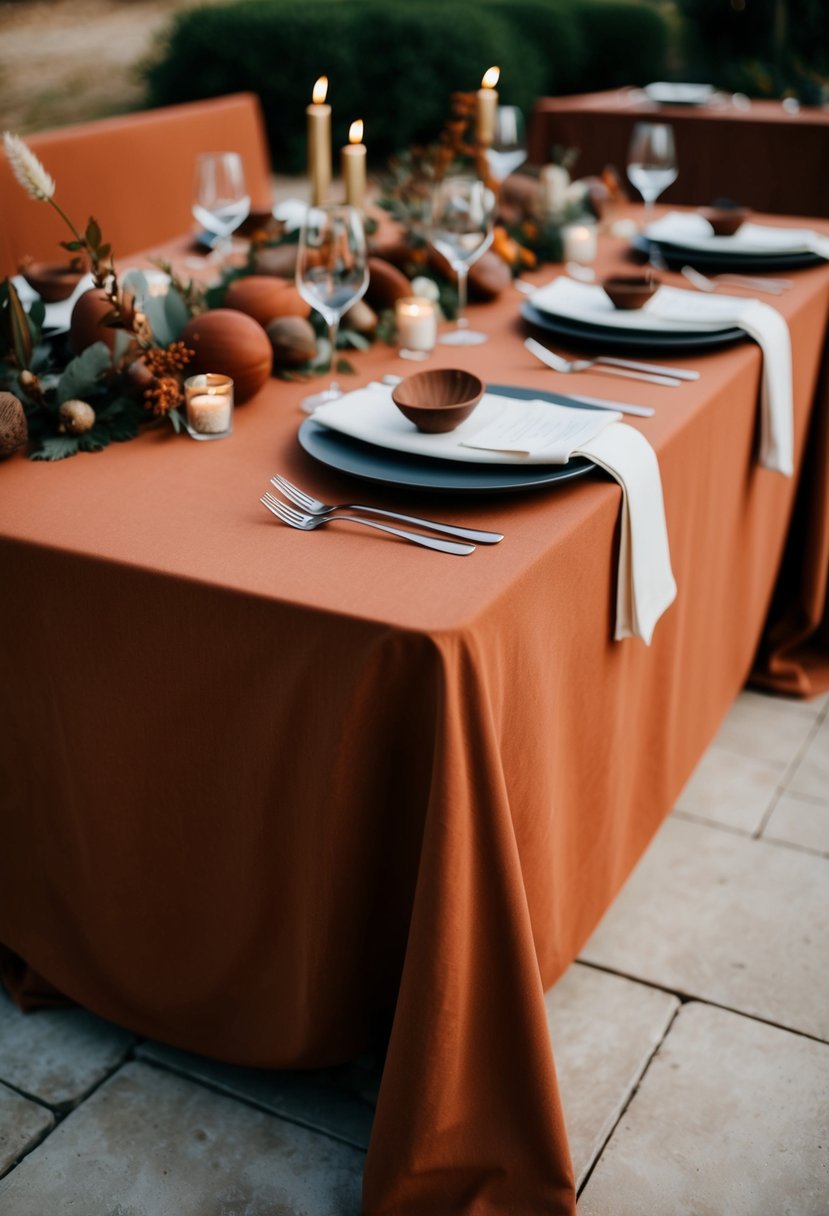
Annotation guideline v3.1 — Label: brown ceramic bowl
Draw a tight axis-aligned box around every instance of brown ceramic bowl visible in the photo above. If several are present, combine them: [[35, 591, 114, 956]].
[[601, 275, 658, 311], [391, 368, 485, 434], [699, 205, 751, 236], [20, 261, 85, 303]]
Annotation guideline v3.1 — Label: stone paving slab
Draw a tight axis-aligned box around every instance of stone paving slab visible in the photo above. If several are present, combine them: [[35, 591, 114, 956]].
[[578, 1002, 829, 1215], [135, 1041, 374, 1149], [545, 964, 678, 1188], [0, 989, 134, 1111], [0, 1060, 363, 1215], [785, 713, 829, 804], [580, 816, 829, 1041], [0, 1083, 53, 1179], [763, 789, 829, 855], [712, 689, 818, 769], [673, 743, 783, 834]]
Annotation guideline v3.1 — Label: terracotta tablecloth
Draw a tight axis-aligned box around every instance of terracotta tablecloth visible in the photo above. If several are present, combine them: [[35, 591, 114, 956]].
[[2, 224, 829, 1215], [529, 89, 829, 217]]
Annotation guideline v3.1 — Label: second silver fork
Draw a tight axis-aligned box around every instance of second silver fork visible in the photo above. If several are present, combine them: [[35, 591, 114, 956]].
[[271, 474, 504, 544], [261, 492, 475, 555]]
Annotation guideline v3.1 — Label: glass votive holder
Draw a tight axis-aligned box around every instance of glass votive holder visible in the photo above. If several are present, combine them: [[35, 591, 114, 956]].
[[184, 374, 234, 440], [561, 221, 598, 266], [396, 296, 438, 361]]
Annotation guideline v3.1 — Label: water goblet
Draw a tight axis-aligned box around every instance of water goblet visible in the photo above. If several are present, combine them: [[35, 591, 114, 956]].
[[429, 176, 496, 346], [295, 203, 369, 412], [192, 152, 251, 262], [626, 122, 678, 230], [486, 105, 527, 184]]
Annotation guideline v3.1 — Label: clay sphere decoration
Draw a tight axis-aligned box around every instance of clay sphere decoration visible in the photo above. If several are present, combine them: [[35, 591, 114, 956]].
[[266, 316, 318, 368], [180, 310, 273, 403], [69, 288, 133, 356], [365, 257, 412, 312], [224, 276, 310, 328]]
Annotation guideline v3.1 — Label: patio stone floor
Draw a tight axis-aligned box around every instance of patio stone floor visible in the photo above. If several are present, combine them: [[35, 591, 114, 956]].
[[0, 687, 827, 1214]]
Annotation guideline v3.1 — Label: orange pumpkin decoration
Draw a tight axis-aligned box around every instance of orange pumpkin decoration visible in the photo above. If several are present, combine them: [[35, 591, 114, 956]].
[[224, 276, 310, 327], [69, 288, 133, 356], [180, 310, 272, 403]]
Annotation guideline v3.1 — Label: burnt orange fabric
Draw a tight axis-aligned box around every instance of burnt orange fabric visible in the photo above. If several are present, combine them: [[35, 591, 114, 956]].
[[0, 94, 273, 276], [1, 218, 828, 1215], [529, 89, 829, 217]]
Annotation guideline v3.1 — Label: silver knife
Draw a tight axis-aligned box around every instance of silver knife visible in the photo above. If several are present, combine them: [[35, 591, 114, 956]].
[[558, 392, 655, 418], [593, 354, 699, 381]]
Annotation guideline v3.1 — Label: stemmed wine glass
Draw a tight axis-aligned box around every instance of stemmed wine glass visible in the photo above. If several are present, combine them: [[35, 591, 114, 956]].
[[295, 203, 369, 412], [192, 152, 251, 261], [486, 106, 527, 183], [626, 122, 678, 230], [429, 176, 496, 346]]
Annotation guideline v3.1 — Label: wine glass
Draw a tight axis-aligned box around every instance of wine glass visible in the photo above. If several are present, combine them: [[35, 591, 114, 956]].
[[626, 122, 678, 230], [486, 106, 527, 183], [295, 203, 368, 412], [429, 176, 496, 346], [192, 152, 251, 260]]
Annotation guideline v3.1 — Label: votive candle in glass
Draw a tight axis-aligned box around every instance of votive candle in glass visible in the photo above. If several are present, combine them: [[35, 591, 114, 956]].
[[184, 373, 234, 440], [562, 222, 598, 265], [396, 297, 438, 356]]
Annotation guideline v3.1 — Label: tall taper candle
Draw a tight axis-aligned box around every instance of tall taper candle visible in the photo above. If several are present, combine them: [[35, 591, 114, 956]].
[[342, 119, 366, 210], [476, 66, 500, 146], [307, 76, 331, 206]]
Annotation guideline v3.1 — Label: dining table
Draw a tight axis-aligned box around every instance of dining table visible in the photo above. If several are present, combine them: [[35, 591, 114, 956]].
[[1, 209, 829, 1216], [528, 88, 829, 218]]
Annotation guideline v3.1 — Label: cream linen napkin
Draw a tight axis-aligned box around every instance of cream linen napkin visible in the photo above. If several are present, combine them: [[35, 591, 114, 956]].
[[464, 411, 677, 644], [646, 211, 829, 259], [530, 278, 793, 475]]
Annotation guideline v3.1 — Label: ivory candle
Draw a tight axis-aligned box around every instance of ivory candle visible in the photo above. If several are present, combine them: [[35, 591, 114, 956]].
[[307, 76, 331, 207], [396, 297, 438, 354], [476, 66, 500, 146], [342, 119, 366, 210], [539, 163, 570, 217], [562, 222, 598, 265], [184, 374, 234, 439]]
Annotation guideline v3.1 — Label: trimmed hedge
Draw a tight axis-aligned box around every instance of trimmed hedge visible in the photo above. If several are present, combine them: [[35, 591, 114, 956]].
[[144, 0, 671, 171]]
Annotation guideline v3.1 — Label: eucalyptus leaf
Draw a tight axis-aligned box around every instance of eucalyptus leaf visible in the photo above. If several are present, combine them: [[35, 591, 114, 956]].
[[163, 288, 190, 340], [140, 294, 172, 347], [78, 426, 109, 452], [113, 329, 132, 365], [28, 299, 46, 332], [340, 330, 370, 351], [168, 407, 184, 434], [57, 342, 112, 404], [30, 435, 81, 461]]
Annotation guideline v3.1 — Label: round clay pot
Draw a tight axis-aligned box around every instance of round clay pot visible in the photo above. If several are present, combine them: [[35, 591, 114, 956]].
[[366, 257, 412, 311], [225, 276, 309, 326], [468, 252, 512, 301], [180, 310, 272, 403], [20, 261, 85, 303], [252, 245, 299, 279], [69, 288, 131, 356]]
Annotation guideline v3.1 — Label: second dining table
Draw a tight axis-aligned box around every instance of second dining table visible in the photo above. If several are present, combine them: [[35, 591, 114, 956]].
[[2, 211, 829, 1215]]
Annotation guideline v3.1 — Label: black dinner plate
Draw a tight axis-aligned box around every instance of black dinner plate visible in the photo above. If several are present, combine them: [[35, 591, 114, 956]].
[[633, 234, 823, 273], [521, 299, 746, 352], [297, 384, 599, 494]]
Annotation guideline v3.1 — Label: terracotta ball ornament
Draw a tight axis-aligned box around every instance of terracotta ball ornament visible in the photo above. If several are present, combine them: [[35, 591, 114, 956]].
[[224, 276, 310, 327], [181, 310, 273, 403], [69, 288, 133, 356]]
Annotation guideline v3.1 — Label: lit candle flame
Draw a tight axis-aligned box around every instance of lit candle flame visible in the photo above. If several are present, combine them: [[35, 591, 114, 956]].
[[481, 66, 500, 89], [312, 76, 328, 104], [348, 119, 364, 145]]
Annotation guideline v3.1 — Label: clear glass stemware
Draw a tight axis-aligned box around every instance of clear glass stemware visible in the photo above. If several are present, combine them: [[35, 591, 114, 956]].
[[192, 152, 251, 261], [429, 176, 496, 346], [626, 122, 678, 230], [295, 203, 369, 412], [486, 105, 527, 184]]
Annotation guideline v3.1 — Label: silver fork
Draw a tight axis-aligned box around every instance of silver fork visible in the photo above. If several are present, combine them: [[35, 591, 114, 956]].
[[525, 337, 686, 387], [261, 492, 475, 556], [681, 265, 789, 296], [271, 474, 503, 544]]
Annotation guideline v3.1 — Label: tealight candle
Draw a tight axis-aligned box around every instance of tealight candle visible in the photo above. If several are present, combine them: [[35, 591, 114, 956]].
[[396, 297, 438, 356], [476, 66, 500, 146], [342, 119, 366, 210], [184, 374, 234, 439], [306, 76, 331, 207], [562, 222, 598, 265]]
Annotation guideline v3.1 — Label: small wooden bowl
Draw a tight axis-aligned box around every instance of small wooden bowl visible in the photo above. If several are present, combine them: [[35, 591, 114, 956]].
[[20, 261, 85, 303], [391, 368, 485, 434], [601, 275, 658, 311], [699, 205, 750, 236]]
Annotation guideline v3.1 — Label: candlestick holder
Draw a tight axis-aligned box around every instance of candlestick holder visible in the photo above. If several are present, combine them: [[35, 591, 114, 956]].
[[184, 374, 234, 440]]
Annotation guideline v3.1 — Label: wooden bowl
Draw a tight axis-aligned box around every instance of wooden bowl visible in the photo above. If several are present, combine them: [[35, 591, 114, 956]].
[[699, 205, 750, 236], [601, 275, 658, 311], [391, 369, 485, 434], [20, 261, 85, 303]]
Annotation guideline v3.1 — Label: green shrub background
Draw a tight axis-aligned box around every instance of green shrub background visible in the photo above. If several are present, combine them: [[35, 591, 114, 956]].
[[143, 0, 671, 170]]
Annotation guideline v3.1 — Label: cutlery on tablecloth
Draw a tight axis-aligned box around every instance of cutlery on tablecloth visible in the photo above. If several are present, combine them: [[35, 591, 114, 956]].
[[525, 337, 687, 387], [271, 474, 504, 544], [558, 392, 655, 419], [681, 265, 790, 296], [261, 492, 476, 556]]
